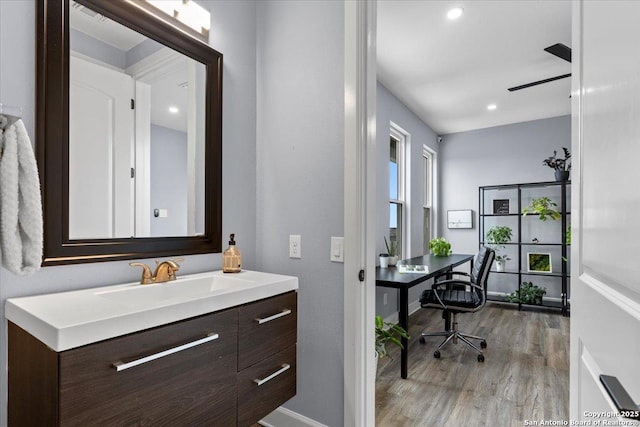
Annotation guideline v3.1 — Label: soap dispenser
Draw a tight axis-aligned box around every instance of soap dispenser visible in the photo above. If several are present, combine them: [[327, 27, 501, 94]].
[[223, 233, 242, 273]]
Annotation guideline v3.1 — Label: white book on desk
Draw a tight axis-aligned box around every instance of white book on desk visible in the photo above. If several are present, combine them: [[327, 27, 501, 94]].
[[397, 265, 429, 274]]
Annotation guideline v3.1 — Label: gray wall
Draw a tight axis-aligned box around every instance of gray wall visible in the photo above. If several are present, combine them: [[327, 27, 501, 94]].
[[70, 29, 164, 70], [255, 1, 345, 425], [439, 115, 571, 255], [376, 82, 439, 320], [204, 0, 257, 257], [0, 2, 257, 425], [71, 28, 126, 69], [126, 38, 164, 69], [150, 124, 188, 237]]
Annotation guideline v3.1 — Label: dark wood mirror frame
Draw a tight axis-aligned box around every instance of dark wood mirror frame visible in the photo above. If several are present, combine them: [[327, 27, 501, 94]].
[[36, 0, 223, 265]]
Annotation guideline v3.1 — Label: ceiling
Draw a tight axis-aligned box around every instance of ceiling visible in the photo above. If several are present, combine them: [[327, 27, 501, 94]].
[[377, 0, 572, 135], [71, 1, 146, 50]]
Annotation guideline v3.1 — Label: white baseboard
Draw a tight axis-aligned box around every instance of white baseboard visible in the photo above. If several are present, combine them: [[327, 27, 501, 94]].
[[486, 290, 563, 303], [383, 300, 422, 324], [259, 407, 328, 427], [383, 293, 566, 326], [408, 300, 421, 316]]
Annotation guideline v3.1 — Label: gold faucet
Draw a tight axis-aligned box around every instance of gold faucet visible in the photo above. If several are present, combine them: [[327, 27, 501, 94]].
[[129, 259, 182, 284]]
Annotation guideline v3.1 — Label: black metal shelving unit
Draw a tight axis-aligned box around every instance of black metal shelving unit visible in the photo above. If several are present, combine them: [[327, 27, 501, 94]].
[[479, 180, 570, 316]]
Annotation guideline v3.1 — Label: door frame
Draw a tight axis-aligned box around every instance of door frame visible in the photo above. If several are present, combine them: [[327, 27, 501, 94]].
[[343, 0, 377, 425]]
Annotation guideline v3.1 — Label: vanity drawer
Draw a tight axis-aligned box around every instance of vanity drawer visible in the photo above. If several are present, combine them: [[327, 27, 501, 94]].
[[58, 308, 238, 426], [238, 291, 297, 370], [237, 344, 297, 427]]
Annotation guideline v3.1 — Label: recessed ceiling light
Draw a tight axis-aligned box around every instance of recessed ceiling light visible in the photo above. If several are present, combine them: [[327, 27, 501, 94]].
[[447, 7, 464, 20], [168, 106, 179, 114], [487, 104, 497, 111]]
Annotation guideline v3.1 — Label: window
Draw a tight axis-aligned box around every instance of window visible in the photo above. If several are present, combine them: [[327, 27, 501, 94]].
[[423, 148, 434, 254], [389, 133, 405, 259]]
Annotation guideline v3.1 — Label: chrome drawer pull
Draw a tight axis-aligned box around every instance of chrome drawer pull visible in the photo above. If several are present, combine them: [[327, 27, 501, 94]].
[[253, 363, 291, 386], [255, 309, 292, 325], [112, 333, 219, 372]]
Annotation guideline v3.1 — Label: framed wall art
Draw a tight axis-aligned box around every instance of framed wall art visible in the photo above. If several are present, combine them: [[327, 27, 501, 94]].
[[527, 252, 552, 273], [447, 210, 473, 229], [492, 199, 510, 214]]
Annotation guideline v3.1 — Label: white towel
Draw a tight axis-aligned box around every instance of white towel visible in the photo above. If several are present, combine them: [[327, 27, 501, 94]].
[[0, 117, 43, 275]]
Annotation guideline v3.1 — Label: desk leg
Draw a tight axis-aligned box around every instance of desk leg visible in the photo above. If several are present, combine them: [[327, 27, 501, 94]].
[[399, 288, 409, 379], [443, 267, 453, 332]]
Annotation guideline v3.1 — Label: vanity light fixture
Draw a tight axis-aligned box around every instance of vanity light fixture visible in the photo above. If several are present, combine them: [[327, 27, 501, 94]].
[[447, 7, 464, 20], [487, 104, 497, 111], [137, 0, 210, 42]]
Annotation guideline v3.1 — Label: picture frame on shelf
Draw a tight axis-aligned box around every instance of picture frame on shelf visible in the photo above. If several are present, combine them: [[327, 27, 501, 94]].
[[527, 252, 552, 273], [493, 199, 510, 214], [447, 209, 473, 229]]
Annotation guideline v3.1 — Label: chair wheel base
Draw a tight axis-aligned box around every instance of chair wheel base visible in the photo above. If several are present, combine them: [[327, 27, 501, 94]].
[[434, 350, 441, 359], [477, 354, 485, 362], [480, 340, 487, 349], [419, 336, 426, 345]]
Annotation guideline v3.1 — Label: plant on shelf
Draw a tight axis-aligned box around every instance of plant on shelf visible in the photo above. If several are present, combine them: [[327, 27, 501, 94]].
[[429, 237, 452, 257], [375, 315, 409, 359], [543, 147, 571, 181], [384, 236, 398, 266], [508, 281, 547, 305], [486, 225, 513, 272], [562, 225, 572, 262], [522, 197, 561, 221]]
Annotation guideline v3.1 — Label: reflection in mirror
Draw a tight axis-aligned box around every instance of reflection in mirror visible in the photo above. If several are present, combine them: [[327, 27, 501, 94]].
[[69, 1, 205, 239], [37, 0, 222, 265]]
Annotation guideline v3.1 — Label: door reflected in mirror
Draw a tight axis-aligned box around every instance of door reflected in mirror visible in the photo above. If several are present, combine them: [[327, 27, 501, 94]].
[[69, 1, 206, 239]]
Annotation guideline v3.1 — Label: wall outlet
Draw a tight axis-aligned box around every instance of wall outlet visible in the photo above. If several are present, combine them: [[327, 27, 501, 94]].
[[289, 235, 301, 258]]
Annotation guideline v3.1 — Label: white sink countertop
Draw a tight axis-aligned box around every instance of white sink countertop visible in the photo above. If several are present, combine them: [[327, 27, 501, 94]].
[[5, 270, 298, 352]]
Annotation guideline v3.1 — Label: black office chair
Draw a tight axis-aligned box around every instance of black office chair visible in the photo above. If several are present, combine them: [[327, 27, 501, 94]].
[[418, 246, 495, 362]]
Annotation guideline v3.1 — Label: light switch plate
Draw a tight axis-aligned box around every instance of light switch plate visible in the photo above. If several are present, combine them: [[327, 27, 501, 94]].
[[330, 236, 344, 262], [289, 235, 301, 258]]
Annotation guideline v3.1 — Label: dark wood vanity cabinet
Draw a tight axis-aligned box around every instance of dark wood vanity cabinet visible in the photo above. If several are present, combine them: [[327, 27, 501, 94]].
[[58, 308, 238, 426], [238, 291, 298, 426], [8, 291, 297, 426]]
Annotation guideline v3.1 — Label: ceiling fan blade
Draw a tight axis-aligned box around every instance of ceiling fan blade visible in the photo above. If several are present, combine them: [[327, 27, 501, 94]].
[[544, 43, 572, 63], [507, 73, 571, 92]]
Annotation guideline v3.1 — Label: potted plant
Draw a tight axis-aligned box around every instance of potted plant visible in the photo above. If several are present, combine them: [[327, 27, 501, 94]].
[[508, 281, 547, 305], [384, 237, 398, 266], [429, 237, 452, 257], [486, 225, 512, 272], [375, 315, 409, 374], [522, 197, 561, 221], [543, 147, 571, 181], [562, 225, 572, 263]]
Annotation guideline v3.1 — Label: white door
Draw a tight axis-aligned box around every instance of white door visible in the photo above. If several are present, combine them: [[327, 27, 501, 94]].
[[69, 56, 134, 239], [571, 1, 640, 422]]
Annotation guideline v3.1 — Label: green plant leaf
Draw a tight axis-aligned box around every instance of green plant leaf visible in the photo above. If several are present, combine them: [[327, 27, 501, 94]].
[[508, 281, 547, 305], [522, 197, 561, 221], [486, 225, 512, 260], [429, 237, 452, 257], [375, 316, 409, 358]]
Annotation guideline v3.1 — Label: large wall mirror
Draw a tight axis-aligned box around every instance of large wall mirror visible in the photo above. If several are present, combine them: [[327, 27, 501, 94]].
[[37, 0, 223, 265]]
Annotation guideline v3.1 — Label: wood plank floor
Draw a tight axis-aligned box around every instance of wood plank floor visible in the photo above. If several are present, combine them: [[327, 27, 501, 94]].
[[375, 302, 569, 427]]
